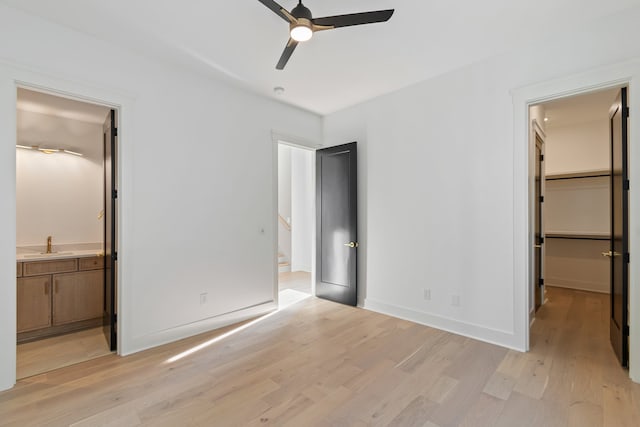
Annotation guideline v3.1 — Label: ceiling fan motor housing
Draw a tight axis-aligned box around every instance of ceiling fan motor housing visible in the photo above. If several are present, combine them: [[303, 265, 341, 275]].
[[291, 2, 313, 20]]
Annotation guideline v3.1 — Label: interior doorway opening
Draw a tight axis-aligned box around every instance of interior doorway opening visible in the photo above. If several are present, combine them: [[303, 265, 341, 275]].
[[15, 87, 118, 379], [277, 141, 314, 296], [528, 86, 630, 369]]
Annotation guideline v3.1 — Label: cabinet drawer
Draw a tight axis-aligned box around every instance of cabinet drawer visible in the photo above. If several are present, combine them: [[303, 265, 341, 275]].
[[17, 262, 23, 278], [79, 256, 104, 271], [23, 259, 78, 276]]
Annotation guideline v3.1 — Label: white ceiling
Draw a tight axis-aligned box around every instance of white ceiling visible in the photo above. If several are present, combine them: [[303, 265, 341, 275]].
[[3, 0, 640, 115], [17, 88, 111, 124], [542, 88, 620, 128]]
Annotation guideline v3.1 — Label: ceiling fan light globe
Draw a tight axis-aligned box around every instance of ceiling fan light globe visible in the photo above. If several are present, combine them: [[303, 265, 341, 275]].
[[290, 25, 313, 42]]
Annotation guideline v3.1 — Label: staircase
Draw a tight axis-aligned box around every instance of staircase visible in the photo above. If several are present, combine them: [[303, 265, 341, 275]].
[[278, 251, 290, 273]]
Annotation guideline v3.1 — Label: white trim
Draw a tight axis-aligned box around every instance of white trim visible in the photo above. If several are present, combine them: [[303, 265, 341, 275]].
[[0, 61, 135, 391], [512, 59, 640, 383], [364, 298, 523, 351]]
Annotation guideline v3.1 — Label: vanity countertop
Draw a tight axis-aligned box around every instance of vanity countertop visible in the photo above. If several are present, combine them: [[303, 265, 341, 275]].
[[17, 244, 103, 262]]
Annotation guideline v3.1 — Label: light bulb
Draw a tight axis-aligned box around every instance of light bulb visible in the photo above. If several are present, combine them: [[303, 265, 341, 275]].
[[290, 25, 313, 42]]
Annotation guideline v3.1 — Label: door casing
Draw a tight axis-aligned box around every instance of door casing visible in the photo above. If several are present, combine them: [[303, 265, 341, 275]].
[[513, 62, 640, 383], [12, 82, 123, 358]]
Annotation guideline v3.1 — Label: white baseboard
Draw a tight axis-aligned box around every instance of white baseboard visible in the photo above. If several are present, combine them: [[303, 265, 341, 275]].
[[363, 298, 524, 352], [121, 300, 277, 357]]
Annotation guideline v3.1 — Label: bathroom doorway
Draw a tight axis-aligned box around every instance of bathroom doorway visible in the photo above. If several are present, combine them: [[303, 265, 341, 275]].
[[277, 141, 315, 296], [15, 88, 118, 379]]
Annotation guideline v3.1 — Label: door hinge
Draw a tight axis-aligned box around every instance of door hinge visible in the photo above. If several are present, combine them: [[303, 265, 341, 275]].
[[540, 195, 544, 203], [624, 252, 630, 263], [540, 154, 544, 161], [114, 313, 118, 323], [113, 127, 118, 137], [113, 251, 118, 261], [624, 180, 630, 191], [113, 189, 118, 199], [539, 278, 544, 286], [623, 106, 630, 118], [623, 324, 630, 336], [539, 236, 544, 244]]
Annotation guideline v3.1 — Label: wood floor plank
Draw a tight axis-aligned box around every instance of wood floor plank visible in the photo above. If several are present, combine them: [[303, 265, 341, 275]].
[[0, 288, 639, 427]]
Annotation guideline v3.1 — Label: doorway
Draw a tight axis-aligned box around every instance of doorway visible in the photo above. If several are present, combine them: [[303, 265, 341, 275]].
[[277, 141, 314, 295], [15, 88, 118, 379], [529, 86, 629, 367]]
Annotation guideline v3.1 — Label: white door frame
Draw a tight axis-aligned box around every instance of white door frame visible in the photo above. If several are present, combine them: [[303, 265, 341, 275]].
[[0, 62, 133, 390], [512, 60, 640, 382], [271, 131, 322, 304]]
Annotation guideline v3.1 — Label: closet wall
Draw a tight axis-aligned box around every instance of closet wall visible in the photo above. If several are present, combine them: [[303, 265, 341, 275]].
[[544, 115, 610, 293]]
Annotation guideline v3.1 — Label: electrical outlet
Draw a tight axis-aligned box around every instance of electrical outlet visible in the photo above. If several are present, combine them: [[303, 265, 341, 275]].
[[423, 289, 431, 300], [452, 295, 460, 307], [200, 293, 208, 305]]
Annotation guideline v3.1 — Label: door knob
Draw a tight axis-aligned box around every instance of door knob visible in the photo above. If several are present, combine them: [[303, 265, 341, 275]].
[[602, 251, 621, 257], [344, 242, 359, 248], [534, 245, 542, 248]]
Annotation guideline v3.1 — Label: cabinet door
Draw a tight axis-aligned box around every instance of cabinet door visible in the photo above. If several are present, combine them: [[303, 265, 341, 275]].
[[52, 270, 104, 325], [17, 276, 52, 332]]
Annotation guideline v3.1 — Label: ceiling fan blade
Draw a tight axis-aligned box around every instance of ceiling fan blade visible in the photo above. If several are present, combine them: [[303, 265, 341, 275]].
[[276, 38, 298, 70], [312, 9, 394, 28], [257, 0, 292, 23]]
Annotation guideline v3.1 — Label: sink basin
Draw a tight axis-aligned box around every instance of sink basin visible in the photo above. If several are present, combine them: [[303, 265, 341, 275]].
[[22, 252, 74, 258]]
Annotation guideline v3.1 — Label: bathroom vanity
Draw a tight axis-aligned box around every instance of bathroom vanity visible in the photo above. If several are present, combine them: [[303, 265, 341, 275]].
[[16, 254, 104, 342]]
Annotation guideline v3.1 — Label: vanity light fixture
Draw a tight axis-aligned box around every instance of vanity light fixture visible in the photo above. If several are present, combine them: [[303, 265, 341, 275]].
[[38, 147, 60, 154], [16, 144, 83, 156]]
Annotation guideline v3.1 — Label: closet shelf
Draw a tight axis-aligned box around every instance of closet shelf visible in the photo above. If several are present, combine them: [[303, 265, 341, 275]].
[[545, 170, 609, 181], [545, 232, 610, 241]]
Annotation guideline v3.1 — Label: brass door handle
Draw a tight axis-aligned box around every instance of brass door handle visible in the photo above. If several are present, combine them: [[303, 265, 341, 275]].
[[534, 245, 542, 248], [344, 242, 359, 248], [602, 251, 621, 257]]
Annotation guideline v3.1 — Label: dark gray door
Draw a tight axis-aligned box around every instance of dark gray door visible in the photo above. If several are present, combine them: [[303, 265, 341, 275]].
[[316, 142, 358, 306], [608, 87, 629, 366], [103, 109, 117, 351], [534, 136, 544, 312]]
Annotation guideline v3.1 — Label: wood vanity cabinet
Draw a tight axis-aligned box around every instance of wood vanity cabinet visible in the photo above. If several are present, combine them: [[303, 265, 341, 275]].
[[16, 256, 104, 340], [53, 270, 103, 325], [17, 276, 52, 332]]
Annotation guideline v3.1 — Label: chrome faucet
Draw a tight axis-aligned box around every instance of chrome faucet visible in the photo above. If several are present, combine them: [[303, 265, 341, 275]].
[[46, 236, 52, 254]]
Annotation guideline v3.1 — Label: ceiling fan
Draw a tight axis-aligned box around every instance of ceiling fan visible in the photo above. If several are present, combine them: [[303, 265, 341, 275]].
[[257, 0, 394, 70]]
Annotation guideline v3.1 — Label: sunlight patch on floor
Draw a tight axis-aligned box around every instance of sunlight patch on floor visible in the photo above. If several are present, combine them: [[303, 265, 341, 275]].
[[165, 289, 311, 363]]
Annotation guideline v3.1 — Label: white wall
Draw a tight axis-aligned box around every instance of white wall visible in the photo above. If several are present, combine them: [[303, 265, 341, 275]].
[[0, 4, 322, 391], [277, 144, 313, 271], [16, 110, 103, 247], [290, 147, 313, 272], [544, 177, 609, 234], [543, 118, 610, 293], [277, 145, 292, 261], [323, 4, 640, 360], [545, 119, 610, 175]]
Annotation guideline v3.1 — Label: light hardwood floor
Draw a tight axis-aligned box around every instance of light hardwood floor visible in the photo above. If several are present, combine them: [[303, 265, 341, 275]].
[[278, 271, 311, 294], [0, 287, 639, 426], [16, 327, 112, 380]]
